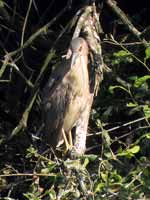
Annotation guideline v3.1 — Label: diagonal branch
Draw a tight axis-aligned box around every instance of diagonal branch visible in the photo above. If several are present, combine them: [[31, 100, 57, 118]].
[[106, 0, 148, 47]]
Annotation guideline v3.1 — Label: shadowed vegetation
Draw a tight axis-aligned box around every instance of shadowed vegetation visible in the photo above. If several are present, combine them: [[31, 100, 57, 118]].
[[0, 0, 150, 199]]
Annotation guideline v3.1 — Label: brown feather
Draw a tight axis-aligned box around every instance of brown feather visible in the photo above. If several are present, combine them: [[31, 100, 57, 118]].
[[42, 37, 89, 148]]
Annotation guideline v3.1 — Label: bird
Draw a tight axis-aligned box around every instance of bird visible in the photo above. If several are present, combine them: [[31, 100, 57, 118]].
[[41, 37, 89, 151]]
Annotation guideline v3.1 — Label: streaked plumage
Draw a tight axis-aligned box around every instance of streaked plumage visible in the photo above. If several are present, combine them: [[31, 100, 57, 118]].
[[42, 37, 89, 148]]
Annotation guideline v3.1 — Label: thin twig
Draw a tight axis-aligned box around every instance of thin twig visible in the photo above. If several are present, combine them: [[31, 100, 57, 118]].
[[86, 125, 150, 152], [87, 116, 150, 136], [21, 0, 33, 47], [5, 62, 33, 88], [0, 173, 58, 178], [10, 50, 55, 138], [10, 90, 38, 138], [110, 35, 150, 72], [103, 40, 150, 46], [0, 55, 9, 78], [8, 3, 69, 58], [112, 125, 150, 143]]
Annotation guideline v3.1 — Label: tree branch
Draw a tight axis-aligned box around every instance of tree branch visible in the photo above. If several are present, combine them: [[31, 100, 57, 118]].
[[106, 0, 148, 47]]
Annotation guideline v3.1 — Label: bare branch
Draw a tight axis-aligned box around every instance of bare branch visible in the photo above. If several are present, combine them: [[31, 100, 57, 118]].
[[106, 0, 148, 47]]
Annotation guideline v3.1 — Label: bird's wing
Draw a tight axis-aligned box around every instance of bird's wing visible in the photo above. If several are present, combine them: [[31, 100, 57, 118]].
[[41, 61, 70, 148], [42, 60, 70, 102]]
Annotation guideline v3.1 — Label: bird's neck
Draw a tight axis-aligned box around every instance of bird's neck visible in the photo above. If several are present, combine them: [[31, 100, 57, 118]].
[[75, 55, 89, 92]]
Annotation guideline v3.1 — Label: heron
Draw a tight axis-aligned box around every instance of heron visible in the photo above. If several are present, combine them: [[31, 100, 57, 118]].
[[42, 37, 89, 151]]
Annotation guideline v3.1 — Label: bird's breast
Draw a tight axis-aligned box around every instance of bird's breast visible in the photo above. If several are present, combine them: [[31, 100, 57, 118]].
[[62, 55, 89, 131]]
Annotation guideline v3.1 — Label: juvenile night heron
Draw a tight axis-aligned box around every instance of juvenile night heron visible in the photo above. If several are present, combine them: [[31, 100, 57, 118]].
[[42, 37, 89, 151]]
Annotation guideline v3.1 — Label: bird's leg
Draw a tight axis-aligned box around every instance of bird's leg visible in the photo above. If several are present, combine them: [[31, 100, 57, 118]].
[[68, 130, 73, 147], [62, 128, 70, 152]]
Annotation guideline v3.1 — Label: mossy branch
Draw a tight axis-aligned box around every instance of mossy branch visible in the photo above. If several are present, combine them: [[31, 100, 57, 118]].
[[10, 90, 38, 139]]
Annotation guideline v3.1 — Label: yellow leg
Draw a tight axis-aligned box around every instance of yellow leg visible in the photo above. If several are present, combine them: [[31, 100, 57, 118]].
[[68, 130, 73, 147], [62, 129, 70, 152]]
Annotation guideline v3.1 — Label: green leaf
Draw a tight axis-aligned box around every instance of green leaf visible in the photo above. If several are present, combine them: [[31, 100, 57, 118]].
[[0, 0, 4, 7], [64, 159, 83, 170], [145, 46, 150, 60], [26, 146, 38, 158], [46, 189, 56, 199], [143, 105, 150, 117], [81, 154, 98, 162], [102, 130, 111, 146], [110, 171, 122, 183], [94, 182, 105, 193], [145, 133, 150, 139], [96, 118, 102, 128], [83, 158, 89, 168], [134, 75, 150, 88], [117, 145, 140, 158], [41, 161, 56, 173], [128, 75, 138, 81], [109, 85, 129, 94], [113, 50, 131, 57], [101, 172, 108, 182], [127, 102, 138, 107], [128, 145, 140, 154]]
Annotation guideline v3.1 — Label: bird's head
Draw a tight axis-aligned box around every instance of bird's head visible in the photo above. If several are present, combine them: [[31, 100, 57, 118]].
[[66, 37, 88, 69]]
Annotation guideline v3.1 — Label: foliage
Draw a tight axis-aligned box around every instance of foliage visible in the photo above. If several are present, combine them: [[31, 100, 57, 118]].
[[0, 0, 150, 200]]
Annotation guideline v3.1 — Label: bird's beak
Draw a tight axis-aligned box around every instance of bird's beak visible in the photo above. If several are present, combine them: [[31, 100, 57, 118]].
[[70, 52, 79, 69]]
